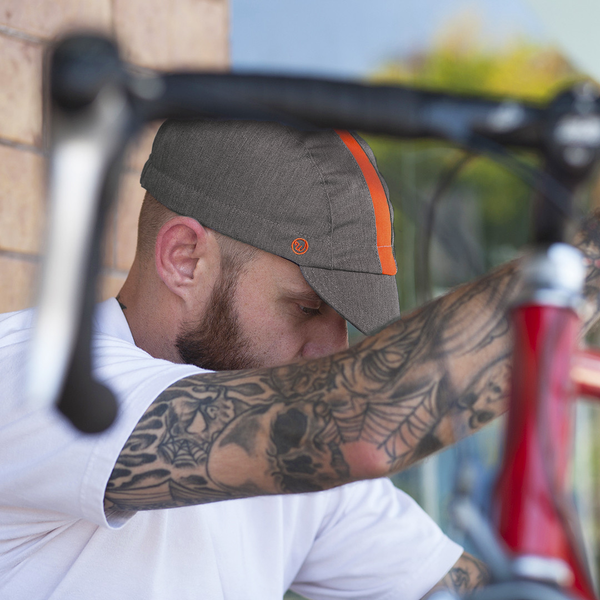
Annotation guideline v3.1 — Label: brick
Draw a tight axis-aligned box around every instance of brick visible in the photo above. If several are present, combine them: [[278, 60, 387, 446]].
[[114, 0, 229, 70], [0, 0, 111, 40], [0, 145, 45, 254], [0, 34, 43, 147], [114, 172, 145, 272], [99, 272, 127, 302], [0, 254, 38, 312]]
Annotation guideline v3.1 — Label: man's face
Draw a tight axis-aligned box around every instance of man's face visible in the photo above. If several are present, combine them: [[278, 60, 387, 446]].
[[176, 249, 349, 371]]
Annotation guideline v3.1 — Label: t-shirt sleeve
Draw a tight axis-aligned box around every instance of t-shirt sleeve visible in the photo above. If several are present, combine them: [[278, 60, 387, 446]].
[[0, 329, 203, 531], [289, 478, 463, 600]]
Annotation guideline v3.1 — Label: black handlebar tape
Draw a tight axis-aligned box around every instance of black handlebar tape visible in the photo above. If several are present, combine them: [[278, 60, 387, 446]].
[[50, 35, 124, 112], [144, 73, 545, 149]]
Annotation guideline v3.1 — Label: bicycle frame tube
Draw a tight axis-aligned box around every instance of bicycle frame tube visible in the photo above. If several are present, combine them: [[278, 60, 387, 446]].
[[493, 244, 596, 598]]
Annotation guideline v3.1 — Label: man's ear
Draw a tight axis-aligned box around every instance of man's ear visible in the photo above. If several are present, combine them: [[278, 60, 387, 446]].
[[155, 217, 216, 299]]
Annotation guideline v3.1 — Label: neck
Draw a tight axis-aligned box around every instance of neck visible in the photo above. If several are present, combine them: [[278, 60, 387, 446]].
[[117, 259, 184, 364]]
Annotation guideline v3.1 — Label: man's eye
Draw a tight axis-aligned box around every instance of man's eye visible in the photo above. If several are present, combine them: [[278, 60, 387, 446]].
[[299, 305, 322, 316]]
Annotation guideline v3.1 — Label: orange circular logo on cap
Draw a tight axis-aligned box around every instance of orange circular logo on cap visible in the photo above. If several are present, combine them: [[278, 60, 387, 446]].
[[292, 238, 309, 255]]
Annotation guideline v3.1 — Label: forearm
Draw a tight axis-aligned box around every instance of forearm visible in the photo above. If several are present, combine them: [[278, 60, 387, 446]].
[[426, 552, 490, 597]]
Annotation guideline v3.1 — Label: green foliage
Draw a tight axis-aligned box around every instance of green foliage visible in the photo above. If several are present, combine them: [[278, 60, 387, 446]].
[[373, 20, 579, 101]]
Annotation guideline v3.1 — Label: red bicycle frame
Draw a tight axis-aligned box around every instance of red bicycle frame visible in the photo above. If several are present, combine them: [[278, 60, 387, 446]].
[[494, 243, 600, 599]]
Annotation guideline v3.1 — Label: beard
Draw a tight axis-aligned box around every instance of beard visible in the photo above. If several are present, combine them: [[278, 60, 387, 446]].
[[175, 266, 257, 371]]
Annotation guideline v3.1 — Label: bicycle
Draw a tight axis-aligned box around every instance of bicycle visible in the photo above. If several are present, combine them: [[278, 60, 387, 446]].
[[30, 33, 600, 600]]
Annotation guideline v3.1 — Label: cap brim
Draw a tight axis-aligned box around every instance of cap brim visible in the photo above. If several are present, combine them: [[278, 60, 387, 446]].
[[300, 266, 400, 335]]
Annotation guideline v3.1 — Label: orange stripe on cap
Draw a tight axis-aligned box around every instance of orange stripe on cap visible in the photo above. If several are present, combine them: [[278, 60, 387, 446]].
[[335, 130, 397, 275]]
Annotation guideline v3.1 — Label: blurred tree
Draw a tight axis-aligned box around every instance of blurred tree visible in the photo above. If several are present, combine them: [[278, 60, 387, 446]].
[[374, 34, 576, 102]]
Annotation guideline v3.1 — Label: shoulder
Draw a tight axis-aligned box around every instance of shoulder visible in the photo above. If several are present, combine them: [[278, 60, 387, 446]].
[[89, 300, 206, 413]]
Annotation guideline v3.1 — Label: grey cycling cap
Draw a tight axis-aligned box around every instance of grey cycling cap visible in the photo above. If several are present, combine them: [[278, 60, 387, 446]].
[[140, 119, 400, 335]]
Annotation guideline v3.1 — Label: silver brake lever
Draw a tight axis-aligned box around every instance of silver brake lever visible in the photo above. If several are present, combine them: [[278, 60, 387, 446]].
[[28, 81, 130, 412]]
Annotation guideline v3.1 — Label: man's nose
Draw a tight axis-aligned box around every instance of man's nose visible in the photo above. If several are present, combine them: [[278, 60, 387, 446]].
[[301, 311, 349, 359]]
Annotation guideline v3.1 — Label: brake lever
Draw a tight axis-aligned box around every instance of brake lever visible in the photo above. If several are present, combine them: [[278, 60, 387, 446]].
[[29, 36, 134, 432]]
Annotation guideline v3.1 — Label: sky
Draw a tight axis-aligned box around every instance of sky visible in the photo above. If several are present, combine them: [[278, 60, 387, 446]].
[[231, 0, 547, 79]]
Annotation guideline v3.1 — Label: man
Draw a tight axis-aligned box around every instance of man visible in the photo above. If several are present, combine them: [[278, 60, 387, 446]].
[[1, 119, 598, 599]]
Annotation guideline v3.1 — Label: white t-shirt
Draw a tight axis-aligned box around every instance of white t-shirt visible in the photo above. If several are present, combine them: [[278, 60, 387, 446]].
[[0, 298, 462, 600]]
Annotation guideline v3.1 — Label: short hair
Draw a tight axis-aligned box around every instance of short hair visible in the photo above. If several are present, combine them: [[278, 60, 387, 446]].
[[136, 192, 259, 272], [136, 191, 175, 260]]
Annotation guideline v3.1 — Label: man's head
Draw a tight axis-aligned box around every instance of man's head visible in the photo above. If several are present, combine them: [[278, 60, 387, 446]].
[[131, 191, 350, 370], [135, 192, 260, 370], [122, 119, 400, 370]]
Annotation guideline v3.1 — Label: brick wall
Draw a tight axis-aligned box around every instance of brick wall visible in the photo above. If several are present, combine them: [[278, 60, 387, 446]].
[[0, 0, 229, 312]]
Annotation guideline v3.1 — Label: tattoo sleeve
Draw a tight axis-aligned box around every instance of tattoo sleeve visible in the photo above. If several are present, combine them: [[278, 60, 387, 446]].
[[105, 217, 600, 512], [427, 552, 490, 597]]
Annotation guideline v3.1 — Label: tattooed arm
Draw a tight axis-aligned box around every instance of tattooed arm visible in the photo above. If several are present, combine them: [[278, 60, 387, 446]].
[[426, 552, 490, 597], [105, 260, 520, 510], [105, 219, 600, 511]]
